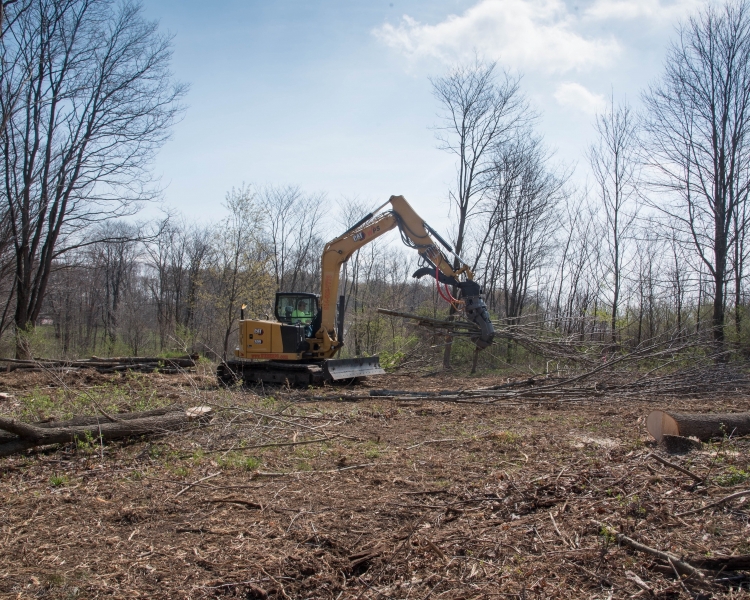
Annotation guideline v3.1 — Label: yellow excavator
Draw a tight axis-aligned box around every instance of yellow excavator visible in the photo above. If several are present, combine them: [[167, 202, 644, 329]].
[[217, 195, 495, 385]]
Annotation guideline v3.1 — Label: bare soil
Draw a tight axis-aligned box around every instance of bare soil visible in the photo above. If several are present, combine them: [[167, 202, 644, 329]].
[[1, 366, 750, 598]]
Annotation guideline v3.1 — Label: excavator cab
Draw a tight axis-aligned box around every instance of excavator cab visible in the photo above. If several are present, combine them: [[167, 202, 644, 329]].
[[275, 292, 318, 325]]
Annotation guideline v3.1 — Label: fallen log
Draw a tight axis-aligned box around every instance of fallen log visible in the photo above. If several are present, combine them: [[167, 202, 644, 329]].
[[688, 555, 750, 571], [0, 406, 181, 444], [89, 354, 197, 364], [0, 355, 198, 373], [369, 389, 437, 398], [647, 410, 750, 442], [596, 523, 703, 579], [0, 406, 211, 456]]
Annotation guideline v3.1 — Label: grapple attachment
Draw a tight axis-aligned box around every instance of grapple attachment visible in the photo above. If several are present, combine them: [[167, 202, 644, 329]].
[[463, 294, 495, 348], [411, 267, 495, 349]]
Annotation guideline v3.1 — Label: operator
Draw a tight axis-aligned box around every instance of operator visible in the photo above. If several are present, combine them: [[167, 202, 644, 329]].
[[292, 299, 310, 321]]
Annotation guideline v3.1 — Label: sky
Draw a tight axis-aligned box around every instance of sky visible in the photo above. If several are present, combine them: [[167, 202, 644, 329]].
[[140, 0, 707, 235]]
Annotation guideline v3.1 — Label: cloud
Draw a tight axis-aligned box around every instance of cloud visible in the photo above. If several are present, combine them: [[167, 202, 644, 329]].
[[553, 82, 606, 115], [584, 0, 704, 22], [372, 0, 621, 74]]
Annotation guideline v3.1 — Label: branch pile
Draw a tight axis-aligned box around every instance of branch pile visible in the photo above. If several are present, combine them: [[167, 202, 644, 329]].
[[0, 354, 198, 374], [306, 358, 750, 406]]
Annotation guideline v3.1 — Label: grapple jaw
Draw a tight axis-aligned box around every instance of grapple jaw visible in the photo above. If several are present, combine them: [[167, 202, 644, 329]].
[[462, 294, 495, 348], [454, 280, 495, 348], [411, 267, 495, 349]]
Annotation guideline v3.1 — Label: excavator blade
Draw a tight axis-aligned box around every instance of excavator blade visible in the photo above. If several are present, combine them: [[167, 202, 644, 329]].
[[324, 356, 385, 380]]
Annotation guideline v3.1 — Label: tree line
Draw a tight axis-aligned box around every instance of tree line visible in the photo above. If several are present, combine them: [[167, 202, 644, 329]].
[[2, 0, 750, 369]]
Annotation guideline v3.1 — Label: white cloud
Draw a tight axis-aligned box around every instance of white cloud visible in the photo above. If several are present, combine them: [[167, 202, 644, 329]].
[[372, 0, 621, 73], [553, 82, 606, 115], [585, 0, 704, 22]]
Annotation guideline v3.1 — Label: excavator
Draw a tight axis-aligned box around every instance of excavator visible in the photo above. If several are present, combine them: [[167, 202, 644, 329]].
[[217, 195, 495, 386]]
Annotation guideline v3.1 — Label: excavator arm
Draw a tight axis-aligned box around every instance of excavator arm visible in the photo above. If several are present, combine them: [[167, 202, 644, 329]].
[[319, 195, 494, 349]]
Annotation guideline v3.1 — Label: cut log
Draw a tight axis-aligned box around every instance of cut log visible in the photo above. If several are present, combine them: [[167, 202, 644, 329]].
[[0, 406, 211, 456], [647, 410, 750, 442], [185, 406, 212, 420]]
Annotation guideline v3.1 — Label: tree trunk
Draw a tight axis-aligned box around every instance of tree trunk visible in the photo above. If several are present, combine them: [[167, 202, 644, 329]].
[[713, 265, 726, 346], [0, 406, 211, 456], [647, 410, 750, 442], [470, 346, 480, 374]]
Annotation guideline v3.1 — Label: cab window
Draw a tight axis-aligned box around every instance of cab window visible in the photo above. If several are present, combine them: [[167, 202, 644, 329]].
[[276, 295, 316, 324]]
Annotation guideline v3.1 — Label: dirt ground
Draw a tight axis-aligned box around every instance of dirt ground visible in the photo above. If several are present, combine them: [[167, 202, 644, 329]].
[[1, 366, 750, 599]]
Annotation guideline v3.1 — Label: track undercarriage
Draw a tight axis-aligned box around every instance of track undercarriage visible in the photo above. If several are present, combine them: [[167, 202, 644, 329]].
[[217, 357, 385, 386]]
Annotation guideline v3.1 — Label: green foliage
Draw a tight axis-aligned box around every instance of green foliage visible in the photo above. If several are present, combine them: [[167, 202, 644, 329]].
[[217, 452, 261, 471], [260, 396, 278, 410], [716, 466, 750, 487], [599, 526, 616, 544], [75, 430, 98, 454], [49, 474, 69, 487], [363, 441, 381, 459], [16, 377, 169, 422], [243, 456, 261, 470], [488, 431, 521, 446], [19, 390, 55, 419], [379, 349, 405, 371]]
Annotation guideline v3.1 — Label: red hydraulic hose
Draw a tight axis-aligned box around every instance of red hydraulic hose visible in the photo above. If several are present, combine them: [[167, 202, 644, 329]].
[[436, 266, 459, 304]]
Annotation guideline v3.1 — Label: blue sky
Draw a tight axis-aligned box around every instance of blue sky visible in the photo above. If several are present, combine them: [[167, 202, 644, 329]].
[[141, 0, 706, 232]]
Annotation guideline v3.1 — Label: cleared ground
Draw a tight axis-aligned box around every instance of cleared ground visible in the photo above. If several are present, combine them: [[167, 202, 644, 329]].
[[1, 366, 749, 598]]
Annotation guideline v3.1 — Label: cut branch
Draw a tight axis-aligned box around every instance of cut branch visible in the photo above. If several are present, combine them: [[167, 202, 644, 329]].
[[675, 489, 750, 518]]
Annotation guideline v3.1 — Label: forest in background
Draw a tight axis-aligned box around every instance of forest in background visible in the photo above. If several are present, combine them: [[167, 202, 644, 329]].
[[2, 0, 750, 371]]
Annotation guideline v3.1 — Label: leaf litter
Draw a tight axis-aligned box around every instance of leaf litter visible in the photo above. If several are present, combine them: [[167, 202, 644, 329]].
[[1, 367, 750, 598]]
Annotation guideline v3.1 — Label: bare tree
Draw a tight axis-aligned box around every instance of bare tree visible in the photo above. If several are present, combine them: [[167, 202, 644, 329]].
[[0, 0, 186, 357], [0, 0, 22, 34], [589, 96, 640, 345], [731, 188, 750, 337], [643, 0, 750, 346], [210, 186, 271, 360], [431, 57, 528, 367], [92, 221, 139, 352], [262, 185, 324, 293], [666, 226, 690, 336], [476, 132, 564, 361]]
